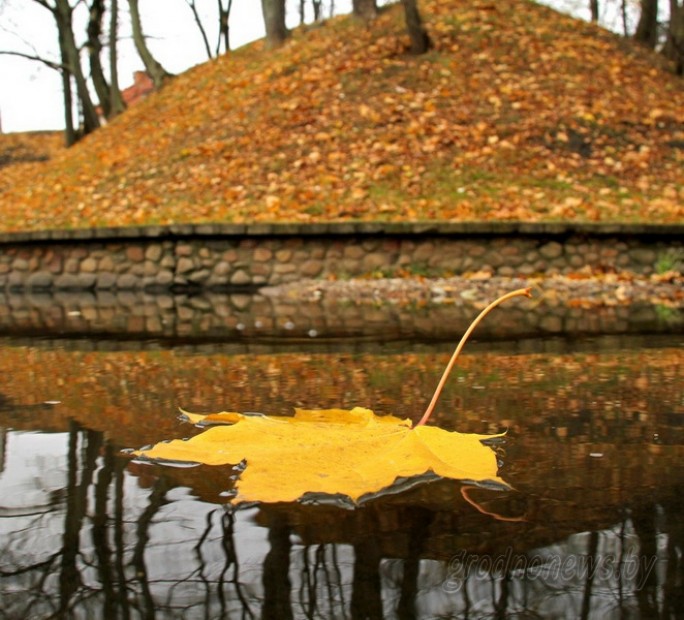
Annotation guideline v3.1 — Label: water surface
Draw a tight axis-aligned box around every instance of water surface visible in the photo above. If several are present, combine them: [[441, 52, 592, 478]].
[[0, 329, 682, 618]]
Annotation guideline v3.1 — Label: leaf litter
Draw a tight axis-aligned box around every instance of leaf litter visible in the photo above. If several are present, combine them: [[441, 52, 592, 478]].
[[2, 0, 684, 231]]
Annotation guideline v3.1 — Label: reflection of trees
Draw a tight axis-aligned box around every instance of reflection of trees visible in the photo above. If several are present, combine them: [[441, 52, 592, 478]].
[[2, 426, 684, 617], [262, 516, 293, 620], [58, 422, 99, 615], [0, 423, 165, 617], [1, 422, 260, 617], [351, 537, 383, 619], [131, 473, 167, 617], [0, 425, 5, 474], [633, 499, 684, 618]]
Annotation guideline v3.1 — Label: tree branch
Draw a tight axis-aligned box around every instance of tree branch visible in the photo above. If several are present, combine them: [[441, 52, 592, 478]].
[[30, 0, 55, 12], [0, 49, 64, 71], [184, 0, 213, 59]]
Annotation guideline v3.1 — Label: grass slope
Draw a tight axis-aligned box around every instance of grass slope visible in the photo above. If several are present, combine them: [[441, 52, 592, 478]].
[[0, 131, 64, 169], [1, 0, 683, 232]]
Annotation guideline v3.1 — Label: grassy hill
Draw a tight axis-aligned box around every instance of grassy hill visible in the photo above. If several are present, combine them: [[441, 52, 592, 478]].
[[0, 131, 64, 170], [1, 0, 683, 233]]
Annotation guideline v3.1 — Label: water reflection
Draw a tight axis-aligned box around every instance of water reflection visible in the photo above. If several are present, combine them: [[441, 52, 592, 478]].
[[2, 426, 684, 618], [0, 289, 681, 344], [0, 337, 682, 618]]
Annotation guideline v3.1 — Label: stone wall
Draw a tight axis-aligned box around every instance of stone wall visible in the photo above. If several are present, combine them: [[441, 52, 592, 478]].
[[0, 223, 681, 292]]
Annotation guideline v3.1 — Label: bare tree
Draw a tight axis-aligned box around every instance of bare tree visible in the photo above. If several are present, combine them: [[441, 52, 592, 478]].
[[56, 0, 101, 134], [128, 0, 172, 87], [217, 0, 233, 55], [12, 0, 102, 143], [352, 0, 377, 21], [184, 0, 234, 58], [0, 0, 134, 140], [620, 0, 629, 35], [664, 0, 684, 73], [185, 0, 213, 59], [87, 0, 120, 119], [261, 0, 289, 48], [402, 0, 432, 54], [590, 0, 600, 21], [108, 0, 126, 117]]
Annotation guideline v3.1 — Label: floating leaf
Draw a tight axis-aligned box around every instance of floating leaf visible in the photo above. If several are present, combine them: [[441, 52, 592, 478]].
[[133, 407, 505, 505], [134, 289, 533, 505]]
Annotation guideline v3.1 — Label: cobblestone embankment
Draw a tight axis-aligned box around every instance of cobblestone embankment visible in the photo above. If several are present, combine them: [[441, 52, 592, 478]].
[[0, 222, 681, 292]]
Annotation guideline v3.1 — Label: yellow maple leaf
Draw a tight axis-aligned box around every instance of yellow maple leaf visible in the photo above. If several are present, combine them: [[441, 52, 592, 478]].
[[133, 289, 532, 506], [133, 407, 506, 505]]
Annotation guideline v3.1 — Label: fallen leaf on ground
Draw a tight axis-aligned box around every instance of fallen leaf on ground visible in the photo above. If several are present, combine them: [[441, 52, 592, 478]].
[[133, 407, 505, 505]]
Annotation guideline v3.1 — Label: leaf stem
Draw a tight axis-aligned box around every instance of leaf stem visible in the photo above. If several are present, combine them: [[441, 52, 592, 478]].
[[415, 287, 532, 427]]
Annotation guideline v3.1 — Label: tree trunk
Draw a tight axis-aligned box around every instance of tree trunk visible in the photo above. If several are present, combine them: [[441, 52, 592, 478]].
[[27, 0, 76, 144], [635, 0, 659, 48], [402, 0, 432, 55], [109, 0, 127, 117], [261, 0, 289, 48], [54, 0, 100, 136], [590, 0, 600, 21], [664, 0, 684, 74], [128, 0, 172, 88], [54, 9, 76, 146], [312, 0, 323, 21], [217, 0, 233, 54], [87, 0, 111, 119], [352, 0, 377, 21], [61, 71, 77, 146]]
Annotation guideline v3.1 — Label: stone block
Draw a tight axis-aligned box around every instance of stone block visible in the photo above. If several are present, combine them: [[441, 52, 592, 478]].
[[54, 273, 96, 290], [274, 263, 296, 275], [539, 242, 563, 259], [155, 270, 174, 285], [175, 244, 194, 257], [95, 272, 117, 289], [188, 269, 211, 283], [300, 260, 324, 277], [275, 249, 293, 262], [116, 274, 140, 290], [177, 257, 195, 274], [81, 257, 98, 273], [64, 258, 80, 274], [145, 245, 163, 262], [12, 258, 29, 271], [361, 253, 387, 271], [230, 270, 252, 286], [125, 246, 145, 262], [26, 271, 54, 290]]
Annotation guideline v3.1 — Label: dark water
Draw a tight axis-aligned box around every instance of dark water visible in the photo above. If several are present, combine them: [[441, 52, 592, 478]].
[[0, 314, 683, 618]]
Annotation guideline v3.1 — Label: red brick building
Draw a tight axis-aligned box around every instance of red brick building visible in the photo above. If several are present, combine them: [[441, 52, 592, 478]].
[[97, 71, 154, 122]]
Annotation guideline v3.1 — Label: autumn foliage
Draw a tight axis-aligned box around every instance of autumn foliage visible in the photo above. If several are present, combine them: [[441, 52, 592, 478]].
[[0, 131, 64, 169], [135, 407, 505, 504], [1, 0, 683, 232]]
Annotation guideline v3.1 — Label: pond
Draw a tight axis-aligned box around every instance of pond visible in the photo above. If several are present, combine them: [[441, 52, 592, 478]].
[[0, 294, 683, 619]]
